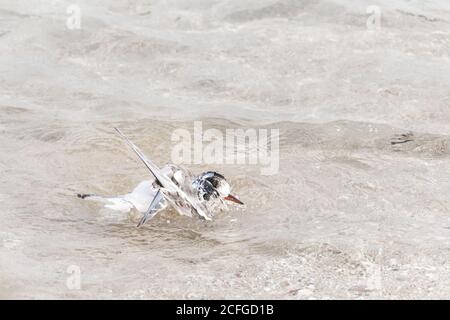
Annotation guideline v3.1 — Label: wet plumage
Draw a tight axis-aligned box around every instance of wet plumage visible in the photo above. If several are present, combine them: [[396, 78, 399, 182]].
[[78, 129, 243, 227]]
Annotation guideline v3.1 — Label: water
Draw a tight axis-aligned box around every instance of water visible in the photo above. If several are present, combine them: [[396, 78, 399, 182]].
[[1, 0, 450, 299]]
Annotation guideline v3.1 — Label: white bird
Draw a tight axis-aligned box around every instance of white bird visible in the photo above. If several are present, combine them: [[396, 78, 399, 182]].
[[78, 129, 244, 227]]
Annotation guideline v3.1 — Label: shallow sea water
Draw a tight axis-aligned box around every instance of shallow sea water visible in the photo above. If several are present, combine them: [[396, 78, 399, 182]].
[[1, 0, 450, 299]]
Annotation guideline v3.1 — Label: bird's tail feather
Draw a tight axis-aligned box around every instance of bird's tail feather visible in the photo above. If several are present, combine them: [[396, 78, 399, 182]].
[[77, 193, 111, 203], [77, 193, 135, 212], [77, 193, 94, 199]]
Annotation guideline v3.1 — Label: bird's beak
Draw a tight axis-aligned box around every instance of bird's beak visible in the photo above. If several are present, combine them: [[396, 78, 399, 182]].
[[224, 194, 244, 205]]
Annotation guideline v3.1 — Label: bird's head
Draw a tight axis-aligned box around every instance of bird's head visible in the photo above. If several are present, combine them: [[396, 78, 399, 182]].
[[192, 171, 244, 205]]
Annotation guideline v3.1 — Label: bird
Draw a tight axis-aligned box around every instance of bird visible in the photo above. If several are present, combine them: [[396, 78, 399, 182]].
[[78, 129, 244, 227]]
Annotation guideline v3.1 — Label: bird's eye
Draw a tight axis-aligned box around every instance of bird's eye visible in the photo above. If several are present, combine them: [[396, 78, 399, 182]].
[[202, 190, 219, 201]]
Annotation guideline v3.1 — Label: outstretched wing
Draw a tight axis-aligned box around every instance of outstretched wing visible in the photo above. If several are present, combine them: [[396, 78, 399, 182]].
[[114, 128, 211, 221], [115, 128, 176, 192], [137, 188, 164, 227]]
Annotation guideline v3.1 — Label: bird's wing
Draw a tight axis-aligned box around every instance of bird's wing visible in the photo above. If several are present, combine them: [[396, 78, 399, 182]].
[[137, 188, 164, 227], [114, 128, 211, 220], [114, 128, 175, 191]]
